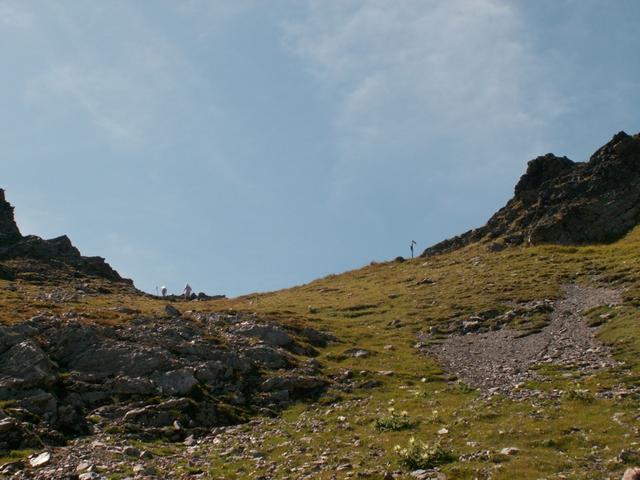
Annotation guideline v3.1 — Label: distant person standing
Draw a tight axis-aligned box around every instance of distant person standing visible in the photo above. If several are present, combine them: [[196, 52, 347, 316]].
[[161, 286, 167, 297], [183, 283, 192, 300], [410, 240, 417, 258]]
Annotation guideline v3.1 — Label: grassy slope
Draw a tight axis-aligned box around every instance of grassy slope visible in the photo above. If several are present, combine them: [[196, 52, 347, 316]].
[[2, 227, 640, 478]]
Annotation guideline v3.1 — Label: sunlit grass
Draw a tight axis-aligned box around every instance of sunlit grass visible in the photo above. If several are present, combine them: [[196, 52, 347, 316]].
[[3, 226, 640, 477]]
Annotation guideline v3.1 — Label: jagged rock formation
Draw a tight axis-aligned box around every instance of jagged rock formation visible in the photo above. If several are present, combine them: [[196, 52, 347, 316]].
[[423, 131, 640, 255], [0, 190, 21, 246], [0, 189, 129, 283]]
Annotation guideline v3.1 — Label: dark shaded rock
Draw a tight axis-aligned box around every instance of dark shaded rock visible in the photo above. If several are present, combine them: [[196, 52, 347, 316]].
[[0, 460, 25, 475], [298, 327, 336, 347], [122, 397, 231, 429], [104, 376, 157, 396], [151, 369, 197, 396], [0, 189, 21, 246], [194, 361, 230, 384], [513, 154, 575, 196], [123, 398, 192, 428], [0, 264, 15, 280], [260, 374, 326, 396], [244, 345, 291, 369], [15, 390, 57, 419], [0, 189, 131, 284], [265, 389, 290, 403], [423, 131, 640, 255], [0, 325, 23, 356], [0, 417, 41, 452], [55, 404, 89, 435], [232, 324, 293, 348]]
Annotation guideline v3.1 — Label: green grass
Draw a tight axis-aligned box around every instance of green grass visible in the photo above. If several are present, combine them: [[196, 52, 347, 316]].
[[0, 449, 35, 466], [4, 225, 640, 477]]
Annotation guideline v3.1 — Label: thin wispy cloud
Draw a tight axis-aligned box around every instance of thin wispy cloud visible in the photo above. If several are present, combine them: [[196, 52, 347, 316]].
[[19, 3, 205, 148], [2, 0, 638, 296], [0, 2, 33, 29], [284, 0, 569, 207]]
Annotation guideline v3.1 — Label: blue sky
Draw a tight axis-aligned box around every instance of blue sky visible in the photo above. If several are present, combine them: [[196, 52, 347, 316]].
[[2, 0, 639, 296]]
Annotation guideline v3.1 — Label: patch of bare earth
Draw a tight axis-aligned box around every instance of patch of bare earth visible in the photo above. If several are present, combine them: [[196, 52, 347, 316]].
[[427, 284, 621, 397]]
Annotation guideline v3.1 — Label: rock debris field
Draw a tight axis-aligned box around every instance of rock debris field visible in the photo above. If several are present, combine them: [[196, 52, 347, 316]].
[[426, 284, 623, 397]]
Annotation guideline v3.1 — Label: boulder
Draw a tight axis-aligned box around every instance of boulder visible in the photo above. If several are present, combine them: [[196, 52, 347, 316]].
[[233, 323, 293, 347], [71, 344, 170, 379], [500, 447, 520, 456], [0, 340, 58, 389], [244, 345, 290, 369], [462, 320, 481, 333], [194, 361, 231, 384], [344, 348, 371, 358], [16, 391, 58, 418], [29, 451, 52, 468], [152, 369, 198, 396]]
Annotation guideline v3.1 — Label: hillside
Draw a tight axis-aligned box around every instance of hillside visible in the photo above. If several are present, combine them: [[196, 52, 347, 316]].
[[2, 132, 640, 480]]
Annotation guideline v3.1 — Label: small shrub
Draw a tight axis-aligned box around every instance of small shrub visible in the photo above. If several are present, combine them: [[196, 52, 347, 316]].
[[563, 388, 595, 403], [86, 415, 101, 424], [394, 437, 456, 469], [374, 410, 415, 432], [448, 382, 474, 394]]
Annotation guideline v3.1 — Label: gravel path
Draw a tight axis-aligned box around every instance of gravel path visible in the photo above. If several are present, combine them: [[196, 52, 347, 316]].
[[427, 284, 622, 397]]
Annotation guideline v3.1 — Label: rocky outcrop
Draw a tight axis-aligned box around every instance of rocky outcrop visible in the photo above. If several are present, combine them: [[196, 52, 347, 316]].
[[0, 312, 333, 454], [0, 190, 21, 246], [423, 131, 640, 255], [0, 189, 129, 283]]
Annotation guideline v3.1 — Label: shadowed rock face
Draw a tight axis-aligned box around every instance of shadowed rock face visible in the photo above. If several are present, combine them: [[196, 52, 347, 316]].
[[423, 131, 640, 256], [0, 189, 130, 283], [0, 190, 21, 246]]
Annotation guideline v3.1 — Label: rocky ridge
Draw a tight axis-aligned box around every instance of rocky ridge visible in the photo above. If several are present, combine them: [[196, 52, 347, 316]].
[[0, 190, 129, 284], [423, 131, 640, 255]]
